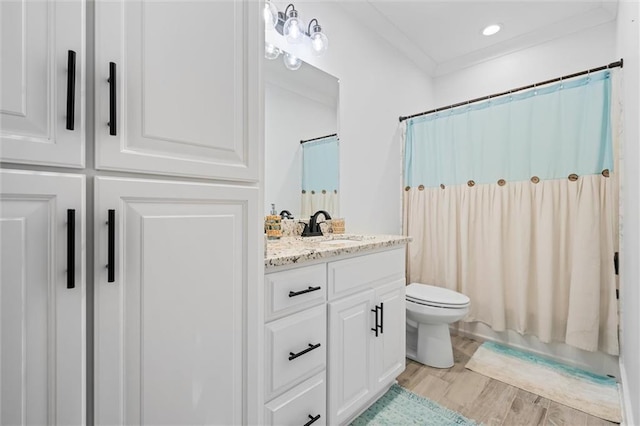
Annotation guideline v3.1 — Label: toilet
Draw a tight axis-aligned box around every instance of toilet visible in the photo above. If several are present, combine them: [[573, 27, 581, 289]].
[[405, 283, 471, 368]]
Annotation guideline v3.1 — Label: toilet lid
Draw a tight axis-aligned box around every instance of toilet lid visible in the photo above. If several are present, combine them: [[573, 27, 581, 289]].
[[406, 283, 470, 307]]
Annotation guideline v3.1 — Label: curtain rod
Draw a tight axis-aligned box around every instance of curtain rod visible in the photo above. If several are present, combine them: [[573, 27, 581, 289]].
[[300, 133, 338, 144], [399, 58, 624, 123]]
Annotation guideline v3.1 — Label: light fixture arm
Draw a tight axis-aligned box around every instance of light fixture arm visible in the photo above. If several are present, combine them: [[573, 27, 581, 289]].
[[284, 4, 296, 17], [307, 18, 319, 35]]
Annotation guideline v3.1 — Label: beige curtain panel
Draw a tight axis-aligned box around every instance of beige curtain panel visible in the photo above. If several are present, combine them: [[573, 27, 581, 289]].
[[403, 174, 619, 355]]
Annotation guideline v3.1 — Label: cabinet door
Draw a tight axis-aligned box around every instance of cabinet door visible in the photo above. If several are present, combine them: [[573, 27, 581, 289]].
[[94, 177, 258, 425], [374, 280, 406, 392], [0, 1, 85, 167], [328, 290, 376, 425], [94, 0, 261, 181], [0, 170, 85, 425]]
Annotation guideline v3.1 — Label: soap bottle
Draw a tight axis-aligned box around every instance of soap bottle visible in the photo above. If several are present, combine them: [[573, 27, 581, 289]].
[[265, 203, 282, 240]]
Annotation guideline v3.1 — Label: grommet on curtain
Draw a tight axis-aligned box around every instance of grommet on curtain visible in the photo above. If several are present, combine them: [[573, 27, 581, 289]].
[[568, 174, 579, 182], [334, 190, 337, 194], [322, 189, 326, 194], [311, 190, 316, 194], [497, 179, 506, 186], [531, 176, 540, 184], [467, 180, 475, 187], [602, 169, 610, 178], [404, 186, 410, 191], [440, 184, 445, 189], [302, 190, 307, 194], [418, 184, 425, 191]]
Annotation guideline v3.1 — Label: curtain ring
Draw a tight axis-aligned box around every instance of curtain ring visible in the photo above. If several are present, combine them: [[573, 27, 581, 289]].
[[497, 179, 506, 186], [302, 189, 307, 194], [322, 189, 327, 194], [568, 173, 579, 182], [405, 186, 411, 191], [467, 180, 475, 187], [418, 184, 425, 191], [602, 169, 610, 178], [531, 176, 540, 184], [311, 190, 316, 194], [440, 184, 445, 190]]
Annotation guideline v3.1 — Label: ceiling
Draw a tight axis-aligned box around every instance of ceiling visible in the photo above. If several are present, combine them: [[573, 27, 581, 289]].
[[338, 0, 618, 76]]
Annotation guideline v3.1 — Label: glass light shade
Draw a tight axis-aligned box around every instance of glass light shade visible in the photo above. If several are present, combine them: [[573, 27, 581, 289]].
[[283, 10, 304, 44], [263, 1, 278, 29], [283, 52, 302, 70], [309, 26, 328, 56], [264, 43, 281, 60]]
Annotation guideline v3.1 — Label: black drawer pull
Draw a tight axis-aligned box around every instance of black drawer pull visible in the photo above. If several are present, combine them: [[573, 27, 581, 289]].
[[289, 286, 321, 298], [107, 209, 115, 282], [379, 302, 384, 334], [108, 62, 117, 135], [67, 209, 75, 288], [66, 50, 76, 130], [288, 343, 321, 361], [303, 414, 321, 426], [371, 305, 380, 337]]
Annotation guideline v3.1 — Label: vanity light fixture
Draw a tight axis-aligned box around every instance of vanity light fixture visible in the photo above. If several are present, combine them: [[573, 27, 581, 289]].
[[263, 1, 329, 62], [482, 23, 502, 36]]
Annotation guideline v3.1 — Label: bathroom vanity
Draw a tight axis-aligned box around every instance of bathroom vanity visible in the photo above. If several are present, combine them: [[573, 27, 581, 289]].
[[264, 235, 409, 425]]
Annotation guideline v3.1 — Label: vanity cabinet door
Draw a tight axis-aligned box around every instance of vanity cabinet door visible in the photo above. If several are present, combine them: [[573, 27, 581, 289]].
[[0, 170, 85, 425], [94, 176, 258, 426], [328, 289, 376, 425], [94, 0, 261, 181], [1, 0, 85, 167], [373, 279, 406, 392]]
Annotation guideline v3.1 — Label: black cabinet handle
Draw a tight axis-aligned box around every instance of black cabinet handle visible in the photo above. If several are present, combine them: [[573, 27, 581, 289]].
[[288, 343, 321, 361], [303, 414, 321, 426], [107, 209, 115, 282], [67, 209, 75, 289], [289, 286, 321, 298], [379, 302, 384, 334], [108, 62, 117, 135], [66, 50, 76, 130], [371, 305, 379, 337]]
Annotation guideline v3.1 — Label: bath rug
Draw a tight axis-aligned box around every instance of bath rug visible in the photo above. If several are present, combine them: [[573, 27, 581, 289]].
[[350, 384, 479, 426], [465, 341, 621, 423]]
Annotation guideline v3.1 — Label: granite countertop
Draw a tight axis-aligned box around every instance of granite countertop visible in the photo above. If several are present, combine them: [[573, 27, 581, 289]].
[[265, 234, 411, 270]]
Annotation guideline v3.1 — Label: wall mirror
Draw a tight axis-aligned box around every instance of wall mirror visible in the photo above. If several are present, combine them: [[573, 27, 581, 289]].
[[264, 52, 339, 219]]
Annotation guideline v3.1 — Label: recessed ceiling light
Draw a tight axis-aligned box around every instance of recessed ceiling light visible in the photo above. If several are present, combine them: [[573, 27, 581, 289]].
[[482, 24, 501, 36]]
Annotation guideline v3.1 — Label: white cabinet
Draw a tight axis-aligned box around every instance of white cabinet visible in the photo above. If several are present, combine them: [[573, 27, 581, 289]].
[[0, 170, 85, 425], [94, 0, 261, 181], [327, 248, 406, 425], [94, 176, 258, 425], [0, 0, 85, 167]]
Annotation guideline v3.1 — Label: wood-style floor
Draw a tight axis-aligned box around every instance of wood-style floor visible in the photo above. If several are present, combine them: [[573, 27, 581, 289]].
[[397, 334, 618, 426]]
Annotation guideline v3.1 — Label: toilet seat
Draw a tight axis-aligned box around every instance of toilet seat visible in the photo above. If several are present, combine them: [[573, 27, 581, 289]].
[[406, 283, 470, 309]]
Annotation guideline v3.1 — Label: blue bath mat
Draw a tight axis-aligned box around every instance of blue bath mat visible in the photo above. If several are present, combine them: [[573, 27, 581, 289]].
[[350, 384, 479, 425], [465, 341, 621, 423]]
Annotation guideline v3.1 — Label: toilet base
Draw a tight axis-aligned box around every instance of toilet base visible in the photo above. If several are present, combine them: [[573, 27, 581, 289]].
[[413, 322, 454, 368]]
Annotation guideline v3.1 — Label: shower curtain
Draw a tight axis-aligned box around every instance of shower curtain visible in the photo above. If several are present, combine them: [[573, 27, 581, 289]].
[[301, 135, 339, 218], [402, 71, 619, 355]]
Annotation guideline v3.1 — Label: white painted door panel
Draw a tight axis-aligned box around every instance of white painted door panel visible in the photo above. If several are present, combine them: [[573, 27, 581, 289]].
[[0, 1, 85, 167], [94, 177, 258, 426], [328, 290, 375, 425], [374, 280, 406, 391], [95, 0, 260, 180], [0, 170, 85, 425]]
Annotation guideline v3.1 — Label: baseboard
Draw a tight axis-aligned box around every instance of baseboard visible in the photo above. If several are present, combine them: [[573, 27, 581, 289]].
[[619, 359, 636, 426], [452, 322, 620, 378]]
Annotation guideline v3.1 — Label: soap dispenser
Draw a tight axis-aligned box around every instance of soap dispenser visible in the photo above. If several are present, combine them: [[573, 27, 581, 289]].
[[265, 203, 282, 240]]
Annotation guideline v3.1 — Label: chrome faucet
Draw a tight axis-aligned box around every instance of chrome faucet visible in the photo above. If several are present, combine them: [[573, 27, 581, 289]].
[[301, 210, 332, 237]]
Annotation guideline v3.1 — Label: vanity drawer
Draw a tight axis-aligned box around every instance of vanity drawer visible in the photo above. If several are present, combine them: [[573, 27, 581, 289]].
[[264, 372, 326, 426], [265, 304, 326, 400], [266, 264, 327, 321], [328, 247, 406, 300]]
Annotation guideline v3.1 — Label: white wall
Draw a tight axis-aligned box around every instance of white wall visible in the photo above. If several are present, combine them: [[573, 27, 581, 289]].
[[434, 22, 617, 106], [616, 1, 640, 425], [266, 1, 434, 233], [265, 82, 337, 216]]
